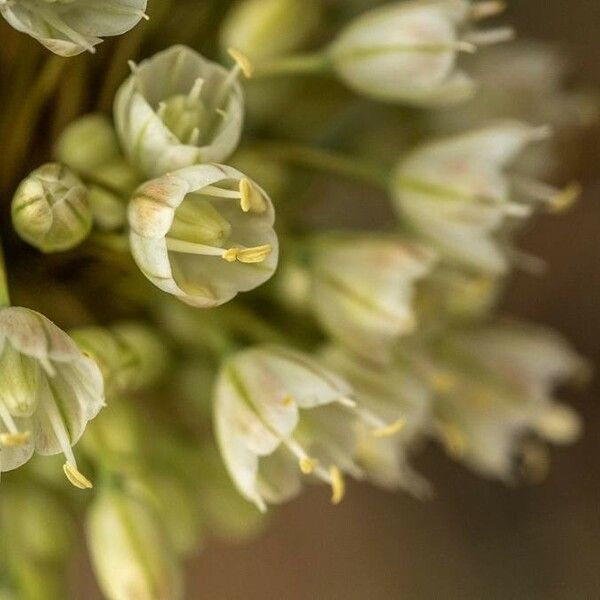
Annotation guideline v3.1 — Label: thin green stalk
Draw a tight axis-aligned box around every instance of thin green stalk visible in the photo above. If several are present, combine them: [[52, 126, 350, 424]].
[[253, 52, 331, 77], [249, 141, 390, 189], [0, 238, 11, 308]]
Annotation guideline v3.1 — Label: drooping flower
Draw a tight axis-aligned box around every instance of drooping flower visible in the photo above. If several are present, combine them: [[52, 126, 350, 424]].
[[425, 321, 585, 479], [310, 234, 435, 363], [323, 345, 432, 497], [0, 307, 104, 487], [128, 164, 278, 308], [0, 0, 148, 56], [11, 163, 92, 254], [328, 0, 512, 105], [214, 345, 404, 511], [391, 121, 581, 273], [86, 487, 183, 600], [115, 45, 247, 178]]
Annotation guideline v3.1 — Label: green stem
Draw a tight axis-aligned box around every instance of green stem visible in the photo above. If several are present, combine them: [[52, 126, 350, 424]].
[[249, 141, 389, 189], [253, 52, 331, 78], [0, 239, 10, 308]]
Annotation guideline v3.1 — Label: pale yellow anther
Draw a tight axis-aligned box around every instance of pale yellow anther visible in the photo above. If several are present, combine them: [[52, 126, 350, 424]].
[[228, 48, 254, 79], [329, 466, 345, 505], [239, 178, 267, 214], [372, 419, 406, 438], [222, 245, 272, 264], [0, 431, 31, 447], [549, 182, 581, 213], [471, 1, 506, 20], [300, 457, 318, 475], [63, 462, 93, 490], [281, 395, 295, 407], [441, 423, 467, 458]]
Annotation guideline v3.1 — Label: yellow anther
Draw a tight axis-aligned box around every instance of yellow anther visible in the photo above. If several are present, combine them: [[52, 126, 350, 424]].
[[329, 466, 345, 505], [441, 423, 467, 458], [372, 419, 406, 438], [0, 431, 31, 447], [300, 457, 318, 475], [222, 248, 239, 262], [236, 245, 273, 264], [432, 372, 457, 394], [63, 462, 93, 490], [281, 395, 295, 407], [471, 1, 506, 20], [228, 48, 254, 79], [239, 178, 267, 213], [549, 182, 581, 213]]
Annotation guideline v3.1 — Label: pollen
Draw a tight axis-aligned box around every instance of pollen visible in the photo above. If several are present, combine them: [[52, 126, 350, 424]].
[[63, 462, 94, 490], [549, 182, 581, 213], [329, 466, 345, 505], [300, 457, 318, 474], [228, 48, 254, 79], [235, 245, 273, 264], [372, 419, 406, 438], [239, 178, 267, 213]]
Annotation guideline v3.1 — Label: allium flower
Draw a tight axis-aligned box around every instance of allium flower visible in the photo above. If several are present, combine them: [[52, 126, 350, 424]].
[[310, 235, 435, 363], [323, 345, 432, 497], [328, 0, 511, 105], [115, 45, 247, 178], [11, 163, 92, 253], [214, 345, 404, 511], [0, 0, 148, 57], [429, 322, 584, 479], [87, 488, 183, 600], [129, 164, 278, 308], [0, 307, 104, 487], [391, 121, 580, 273]]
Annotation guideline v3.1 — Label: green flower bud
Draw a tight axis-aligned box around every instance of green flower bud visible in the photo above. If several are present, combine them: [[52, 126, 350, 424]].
[[71, 322, 169, 395], [12, 163, 92, 253], [87, 488, 183, 600], [220, 0, 321, 61]]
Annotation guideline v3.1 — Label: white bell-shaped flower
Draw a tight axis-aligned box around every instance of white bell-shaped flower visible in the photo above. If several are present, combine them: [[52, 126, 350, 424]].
[[0, 0, 148, 56], [323, 345, 432, 497], [214, 345, 402, 511], [0, 307, 104, 487], [328, 0, 511, 105], [115, 45, 247, 178], [129, 164, 278, 308], [428, 322, 584, 479], [311, 235, 435, 363], [391, 121, 580, 273]]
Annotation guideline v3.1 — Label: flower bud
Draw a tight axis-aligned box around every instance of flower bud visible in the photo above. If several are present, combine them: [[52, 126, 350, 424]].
[[1, 0, 148, 56], [220, 0, 321, 61], [328, 0, 510, 105], [87, 488, 183, 600], [310, 235, 435, 363], [12, 163, 92, 253], [128, 164, 278, 308], [115, 45, 245, 178]]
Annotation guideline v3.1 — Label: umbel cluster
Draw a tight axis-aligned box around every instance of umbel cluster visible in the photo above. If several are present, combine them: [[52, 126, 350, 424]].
[[0, 1, 594, 598]]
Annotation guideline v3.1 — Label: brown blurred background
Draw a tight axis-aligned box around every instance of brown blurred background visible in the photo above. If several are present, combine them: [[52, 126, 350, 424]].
[[71, 1, 600, 598]]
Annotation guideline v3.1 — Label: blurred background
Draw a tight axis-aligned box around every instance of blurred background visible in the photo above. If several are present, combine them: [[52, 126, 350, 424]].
[[53, 0, 597, 598]]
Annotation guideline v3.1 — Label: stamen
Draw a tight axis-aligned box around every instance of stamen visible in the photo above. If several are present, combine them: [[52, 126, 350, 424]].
[[0, 431, 31, 447], [223, 245, 273, 264], [63, 462, 93, 490], [464, 27, 515, 47], [441, 423, 467, 457], [470, 1, 506, 20], [240, 179, 267, 213], [282, 436, 319, 475], [201, 185, 242, 199], [329, 466, 345, 505], [456, 41, 477, 54], [188, 127, 200, 145], [128, 60, 138, 74], [228, 48, 254, 79], [549, 182, 581, 213], [300, 457, 318, 474], [512, 176, 581, 212], [188, 77, 204, 103], [372, 419, 406, 438], [166, 238, 230, 257]]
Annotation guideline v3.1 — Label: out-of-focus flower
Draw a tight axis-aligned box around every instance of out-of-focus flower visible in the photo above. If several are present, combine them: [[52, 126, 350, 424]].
[[323, 345, 432, 497], [0, 0, 148, 56], [71, 322, 169, 395], [428, 322, 585, 479], [214, 345, 403, 511], [310, 235, 435, 363], [129, 164, 278, 308], [220, 0, 321, 61], [0, 307, 104, 487], [115, 45, 247, 178], [391, 121, 581, 273], [328, 0, 511, 105], [87, 487, 183, 600], [11, 163, 92, 254]]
